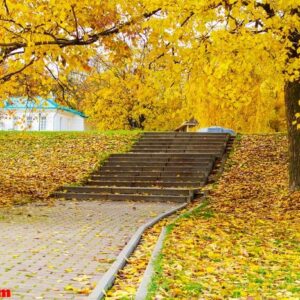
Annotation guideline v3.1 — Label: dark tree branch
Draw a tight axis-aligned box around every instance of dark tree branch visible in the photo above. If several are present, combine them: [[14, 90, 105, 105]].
[[0, 17, 24, 29], [255, 2, 275, 18], [45, 64, 77, 108], [147, 2, 221, 69], [144, 8, 161, 19], [3, 0, 9, 15], [181, 12, 195, 27], [0, 49, 24, 63], [86, 8, 162, 43], [0, 8, 162, 50], [0, 59, 35, 82], [2, 25, 25, 40], [148, 11, 195, 69], [57, 23, 72, 36], [71, 5, 80, 40], [45, 65, 67, 102]]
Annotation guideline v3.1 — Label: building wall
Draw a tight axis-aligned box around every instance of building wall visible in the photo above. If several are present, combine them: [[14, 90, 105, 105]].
[[53, 110, 85, 131], [0, 109, 85, 131], [72, 115, 85, 131]]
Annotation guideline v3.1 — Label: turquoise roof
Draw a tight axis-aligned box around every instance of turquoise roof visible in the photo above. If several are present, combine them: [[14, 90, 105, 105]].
[[3, 97, 87, 118]]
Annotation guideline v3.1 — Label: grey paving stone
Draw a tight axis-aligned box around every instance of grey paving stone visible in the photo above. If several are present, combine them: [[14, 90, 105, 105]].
[[0, 200, 175, 300]]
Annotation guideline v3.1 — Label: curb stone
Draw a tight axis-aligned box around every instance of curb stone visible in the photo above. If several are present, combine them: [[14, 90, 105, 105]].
[[135, 227, 167, 300], [135, 196, 209, 300], [87, 203, 188, 300]]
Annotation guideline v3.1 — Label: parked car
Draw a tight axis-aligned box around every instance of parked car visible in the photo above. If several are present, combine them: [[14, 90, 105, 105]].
[[198, 126, 235, 135]]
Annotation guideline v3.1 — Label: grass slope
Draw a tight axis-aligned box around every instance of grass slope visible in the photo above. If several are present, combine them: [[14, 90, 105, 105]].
[[0, 131, 139, 206], [148, 134, 300, 299]]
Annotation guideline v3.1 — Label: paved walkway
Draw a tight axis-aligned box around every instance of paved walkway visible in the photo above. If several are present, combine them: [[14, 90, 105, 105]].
[[0, 200, 176, 300]]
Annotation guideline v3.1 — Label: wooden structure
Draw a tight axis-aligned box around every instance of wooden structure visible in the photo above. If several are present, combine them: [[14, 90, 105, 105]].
[[174, 118, 199, 132]]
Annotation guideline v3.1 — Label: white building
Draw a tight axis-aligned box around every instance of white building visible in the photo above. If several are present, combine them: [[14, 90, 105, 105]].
[[0, 97, 87, 131]]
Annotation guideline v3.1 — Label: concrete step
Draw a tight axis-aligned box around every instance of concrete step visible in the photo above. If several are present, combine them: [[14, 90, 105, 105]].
[[137, 141, 227, 146], [60, 186, 196, 196], [102, 159, 215, 168], [130, 149, 224, 156], [138, 136, 228, 140], [138, 139, 228, 144], [129, 149, 224, 153], [104, 158, 213, 165], [103, 161, 212, 167], [143, 132, 228, 136], [133, 143, 225, 147], [110, 153, 216, 158], [108, 156, 214, 162], [131, 146, 225, 151], [95, 170, 208, 177], [93, 173, 206, 179], [140, 135, 228, 138], [141, 137, 228, 141], [136, 141, 227, 146], [141, 137, 227, 141], [90, 175, 206, 182], [99, 165, 213, 172], [53, 192, 190, 203], [52, 131, 230, 204], [85, 180, 205, 188]]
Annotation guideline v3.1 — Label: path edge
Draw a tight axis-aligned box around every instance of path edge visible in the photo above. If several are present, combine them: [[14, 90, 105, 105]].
[[87, 202, 188, 300], [135, 227, 167, 300], [134, 198, 209, 300]]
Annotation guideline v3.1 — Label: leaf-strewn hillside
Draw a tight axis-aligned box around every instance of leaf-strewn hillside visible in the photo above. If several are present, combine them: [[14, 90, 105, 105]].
[[149, 135, 300, 299], [0, 131, 138, 206]]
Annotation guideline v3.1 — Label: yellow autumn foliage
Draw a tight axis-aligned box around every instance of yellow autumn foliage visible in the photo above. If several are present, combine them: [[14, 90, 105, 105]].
[[0, 1, 298, 132]]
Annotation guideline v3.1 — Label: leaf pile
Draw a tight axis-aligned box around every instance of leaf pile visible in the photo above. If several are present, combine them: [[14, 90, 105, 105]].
[[0, 131, 138, 206], [149, 135, 300, 299]]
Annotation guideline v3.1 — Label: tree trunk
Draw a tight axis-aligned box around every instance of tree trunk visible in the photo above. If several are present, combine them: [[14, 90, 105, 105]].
[[285, 79, 300, 191]]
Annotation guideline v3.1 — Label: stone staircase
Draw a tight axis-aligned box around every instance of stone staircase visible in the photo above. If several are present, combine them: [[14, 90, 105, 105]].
[[53, 132, 231, 203]]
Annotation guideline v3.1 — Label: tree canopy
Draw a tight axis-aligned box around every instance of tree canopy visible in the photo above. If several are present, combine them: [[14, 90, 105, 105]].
[[0, 1, 299, 132]]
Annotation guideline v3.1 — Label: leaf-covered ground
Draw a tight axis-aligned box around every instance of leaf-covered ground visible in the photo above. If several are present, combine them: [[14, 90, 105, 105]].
[[0, 131, 138, 206], [105, 201, 201, 300], [148, 135, 300, 299]]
